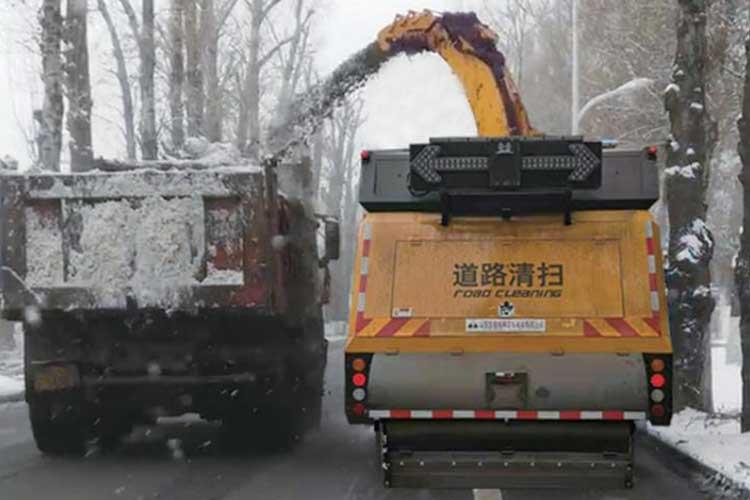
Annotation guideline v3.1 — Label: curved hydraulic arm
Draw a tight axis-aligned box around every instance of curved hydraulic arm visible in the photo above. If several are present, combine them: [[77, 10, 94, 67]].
[[271, 10, 536, 158], [376, 10, 536, 137]]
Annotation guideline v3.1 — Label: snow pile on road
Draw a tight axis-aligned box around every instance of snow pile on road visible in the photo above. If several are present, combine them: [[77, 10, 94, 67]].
[[649, 408, 750, 490], [0, 327, 23, 401], [674, 218, 713, 264]]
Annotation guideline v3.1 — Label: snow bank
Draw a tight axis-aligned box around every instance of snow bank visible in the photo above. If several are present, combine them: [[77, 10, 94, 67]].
[[675, 218, 712, 264], [0, 375, 22, 399], [648, 408, 750, 490]]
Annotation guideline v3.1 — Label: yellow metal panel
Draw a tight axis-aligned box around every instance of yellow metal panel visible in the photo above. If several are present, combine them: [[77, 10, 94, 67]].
[[346, 211, 672, 354]]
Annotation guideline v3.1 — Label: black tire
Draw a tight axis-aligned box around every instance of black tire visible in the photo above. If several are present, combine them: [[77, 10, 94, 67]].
[[27, 392, 88, 456]]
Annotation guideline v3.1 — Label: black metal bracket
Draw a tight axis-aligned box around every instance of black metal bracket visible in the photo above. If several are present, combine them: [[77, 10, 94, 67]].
[[439, 189, 574, 226]]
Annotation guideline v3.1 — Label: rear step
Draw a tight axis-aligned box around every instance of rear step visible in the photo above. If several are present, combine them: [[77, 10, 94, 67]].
[[378, 420, 634, 489]]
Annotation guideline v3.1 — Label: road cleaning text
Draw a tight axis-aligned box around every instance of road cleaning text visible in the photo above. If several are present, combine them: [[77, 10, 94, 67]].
[[452, 262, 564, 299]]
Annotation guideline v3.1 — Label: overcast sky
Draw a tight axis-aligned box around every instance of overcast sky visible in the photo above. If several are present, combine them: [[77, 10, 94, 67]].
[[0, 0, 486, 166]]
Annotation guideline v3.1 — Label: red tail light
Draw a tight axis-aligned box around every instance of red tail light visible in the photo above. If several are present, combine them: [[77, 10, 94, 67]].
[[650, 373, 666, 388], [647, 145, 658, 160], [651, 404, 665, 417], [360, 150, 371, 162], [352, 358, 367, 372], [352, 372, 367, 387], [352, 403, 366, 416]]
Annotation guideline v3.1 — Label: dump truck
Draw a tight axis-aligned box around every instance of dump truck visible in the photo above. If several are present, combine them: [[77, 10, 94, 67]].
[[344, 11, 672, 489], [0, 159, 338, 454]]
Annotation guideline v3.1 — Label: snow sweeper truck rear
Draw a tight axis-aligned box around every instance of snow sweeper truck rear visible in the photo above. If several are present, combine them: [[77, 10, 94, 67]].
[[343, 11, 672, 489]]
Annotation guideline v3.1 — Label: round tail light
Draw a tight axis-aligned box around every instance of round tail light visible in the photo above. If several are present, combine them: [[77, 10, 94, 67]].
[[651, 404, 665, 417], [352, 372, 367, 387], [352, 403, 366, 416], [650, 373, 666, 388]]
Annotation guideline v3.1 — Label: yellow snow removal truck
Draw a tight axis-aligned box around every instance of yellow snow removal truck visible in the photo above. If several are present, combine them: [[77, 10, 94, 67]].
[[344, 11, 672, 489]]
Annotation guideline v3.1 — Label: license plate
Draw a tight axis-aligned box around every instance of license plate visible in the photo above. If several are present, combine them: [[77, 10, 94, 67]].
[[33, 364, 79, 392], [466, 318, 546, 333]]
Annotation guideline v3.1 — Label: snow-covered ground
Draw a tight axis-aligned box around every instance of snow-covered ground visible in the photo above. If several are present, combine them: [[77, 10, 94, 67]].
[[649, 408, 750, 490], [0, 327, 23, 400]]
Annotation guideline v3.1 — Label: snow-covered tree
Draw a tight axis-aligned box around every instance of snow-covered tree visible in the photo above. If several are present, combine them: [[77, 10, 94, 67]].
[[64, 0, 93, 171], [38, 0, 65, 171], [735, 27, 750, 433], [664, 0, 718, 412]]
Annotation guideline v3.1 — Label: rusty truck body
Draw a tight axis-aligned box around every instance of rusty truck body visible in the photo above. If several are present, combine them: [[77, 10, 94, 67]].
[[0, 162, 336, 453]]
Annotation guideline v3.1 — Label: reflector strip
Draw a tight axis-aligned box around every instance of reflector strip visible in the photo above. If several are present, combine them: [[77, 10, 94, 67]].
[[367, 409, 646, 421]]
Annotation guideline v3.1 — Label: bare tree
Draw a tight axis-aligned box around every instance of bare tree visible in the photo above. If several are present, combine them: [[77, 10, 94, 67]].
[[117, 0, 158, 159], [169, 0, 186, 150], [38, 0, 64, 171], [236, 0, 286, 157], [141, 0, 157, 159], [735, 29, 750, 433], [320, 96, 365, 320], [664, 0, 717, 411], [184, 0, 204, 137], [98, 0, 136, 159], [64, 0, 93, 171]]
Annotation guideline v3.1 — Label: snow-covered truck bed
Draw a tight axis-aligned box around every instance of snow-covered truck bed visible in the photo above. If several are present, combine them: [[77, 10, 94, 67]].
[[0, 167, 278, 314], [0, 164, 335, 455]]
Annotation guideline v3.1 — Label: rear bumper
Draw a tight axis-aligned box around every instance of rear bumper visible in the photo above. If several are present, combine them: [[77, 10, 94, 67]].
[[379, 420, 634, 489]]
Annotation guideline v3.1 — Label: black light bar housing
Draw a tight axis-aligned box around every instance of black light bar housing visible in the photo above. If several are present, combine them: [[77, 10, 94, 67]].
[[359, 136, 658, 225], [409, 137, 602, 192]]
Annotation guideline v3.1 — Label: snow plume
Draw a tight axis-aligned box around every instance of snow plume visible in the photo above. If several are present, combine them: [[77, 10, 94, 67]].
[[675, 218, 713, 264]]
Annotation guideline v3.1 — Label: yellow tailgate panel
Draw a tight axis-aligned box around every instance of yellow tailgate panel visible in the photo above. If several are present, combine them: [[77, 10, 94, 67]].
[[347, 211, 672, 354], [393, 239, 623, 319]]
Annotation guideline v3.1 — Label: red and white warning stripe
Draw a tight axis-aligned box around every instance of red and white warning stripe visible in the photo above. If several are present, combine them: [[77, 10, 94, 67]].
[[368, 409, 646, 421], [645, 221, 660, 314], [355, 223, 372, 332]]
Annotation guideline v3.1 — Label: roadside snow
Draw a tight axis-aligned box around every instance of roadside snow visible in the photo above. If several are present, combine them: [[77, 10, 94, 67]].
[[665, 162, 699, 179], [0, 375, 22, 399], [675, 218, 712, 263], [648, 409, 750, 490]]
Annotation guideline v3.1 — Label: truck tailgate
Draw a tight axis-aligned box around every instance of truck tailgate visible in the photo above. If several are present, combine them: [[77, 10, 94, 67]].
[[347, 210, 671, 354], [0, 168, 276, 314]]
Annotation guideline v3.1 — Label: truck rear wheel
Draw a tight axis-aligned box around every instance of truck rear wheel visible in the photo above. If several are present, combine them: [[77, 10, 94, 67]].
[[27, 392, 88, 456]]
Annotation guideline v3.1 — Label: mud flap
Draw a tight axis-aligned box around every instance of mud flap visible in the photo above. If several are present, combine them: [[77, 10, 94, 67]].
[[379, 420, 634, 489]]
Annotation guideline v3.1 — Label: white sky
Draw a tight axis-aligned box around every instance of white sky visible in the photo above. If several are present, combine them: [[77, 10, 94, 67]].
[[0, 0, 487, 166]]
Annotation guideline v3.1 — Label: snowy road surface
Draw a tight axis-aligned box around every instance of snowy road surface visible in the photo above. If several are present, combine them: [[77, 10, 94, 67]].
[[0, 341, 715, 500]]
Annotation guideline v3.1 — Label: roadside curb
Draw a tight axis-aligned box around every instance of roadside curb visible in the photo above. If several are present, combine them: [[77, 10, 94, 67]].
[[0, 390, 24, 404], [640, 429, 750, 500]]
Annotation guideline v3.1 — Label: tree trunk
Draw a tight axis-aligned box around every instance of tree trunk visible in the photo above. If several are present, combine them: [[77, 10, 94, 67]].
[[664, 0, 717, 412], [64, 0, 93, 172], [98, 0, 136, 159], [201, 0, 222, 142], [243, 0, 263, 158], [169, 0, 185, 150], [140, 0, 157, 159], [735, 32, 750, 433], [184, 0, 204, 138], [38, 0, 64, 171]]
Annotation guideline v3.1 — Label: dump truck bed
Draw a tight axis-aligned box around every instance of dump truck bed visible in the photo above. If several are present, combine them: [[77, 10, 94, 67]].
[[0, 167, 280, 317]]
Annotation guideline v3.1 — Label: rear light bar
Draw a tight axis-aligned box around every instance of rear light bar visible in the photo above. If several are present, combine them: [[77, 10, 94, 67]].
[[345, 353, 373, 424], [643, 353, 672, 426]]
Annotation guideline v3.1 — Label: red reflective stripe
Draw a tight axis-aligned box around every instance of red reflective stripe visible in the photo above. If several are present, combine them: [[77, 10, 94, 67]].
[[375, 318, 410, 337], [433, 409, 453, 419], [646, 238, 655, 255], [644, 316, 661, 334], [362, 240, 371, 257], [603, 410, 624, 420], [517, 410, 538, 420], [559, 410, 582, 420], [606, 318, 639, 337], [390, 409, 411, 419], [358, 275, 368, 293], [413, 321, 431, 337], [583, 320, 601, 337], [649, 273, 658, 291], [476, 410, 495, 419], [355, 312, 371, 332]]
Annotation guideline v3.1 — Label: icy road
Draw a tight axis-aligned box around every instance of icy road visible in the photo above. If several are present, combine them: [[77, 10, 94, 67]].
[[0, 340, 714, 500]]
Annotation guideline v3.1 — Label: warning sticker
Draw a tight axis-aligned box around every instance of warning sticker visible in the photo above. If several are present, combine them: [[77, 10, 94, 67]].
[[466, 318, 547, 333]]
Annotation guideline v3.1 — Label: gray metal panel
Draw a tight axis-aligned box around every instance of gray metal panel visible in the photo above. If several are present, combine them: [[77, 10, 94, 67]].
[[367, 352, 647, 411]]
